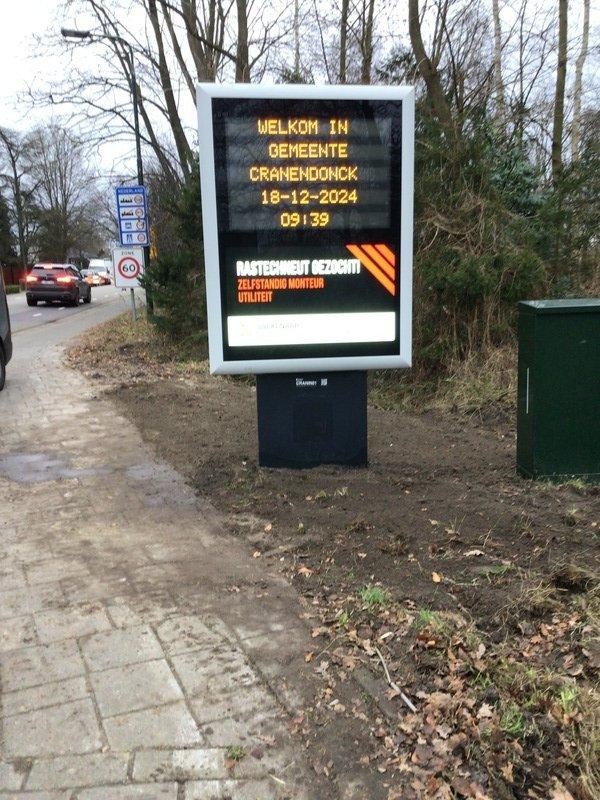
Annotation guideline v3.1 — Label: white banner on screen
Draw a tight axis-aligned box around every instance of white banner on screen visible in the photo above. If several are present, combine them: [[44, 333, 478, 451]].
[[227, 311, 396, 347]]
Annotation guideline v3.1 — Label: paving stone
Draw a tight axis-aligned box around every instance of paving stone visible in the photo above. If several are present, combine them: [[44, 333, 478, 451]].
[[106, 602, 144, 629], [90, 659, 183, 717], [132, 749, 228, 782], [171, 650, 258, 698], [191, 683, 278, 725], [0, 640, 85, 691], [26, 752, 129, 790], [61, 576, 131, 605], [0, 761, 25, 791], [0, 566, 26, 591], [34, 604, 112, 644], [184, 779, 280, 800], [154, 617, 226, 656], [103, 702, 201, 750], [0, 615, 37, 652], [2, 699, 103, 758], [201, 711, 286, 748], [26, 558, 90, 585], [81, 625, 163, 672], [76, 785, 178, 799], [0, 793, 72, 800], [0, 585, 64, 620], [1, 677, 89, 717]]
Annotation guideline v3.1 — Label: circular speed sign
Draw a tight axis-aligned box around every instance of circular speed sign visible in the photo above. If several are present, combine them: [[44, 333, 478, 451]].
[[117, 255, 141, 281]]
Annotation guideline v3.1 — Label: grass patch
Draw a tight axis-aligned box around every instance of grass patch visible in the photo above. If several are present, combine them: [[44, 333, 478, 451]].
[[224, 745, 246, 762], [416, 608, 446, 633], [369, 345, 516, 413], [500, 703, 526, 739], [359, 584, 390, 609], [4, 284, 20, 294]]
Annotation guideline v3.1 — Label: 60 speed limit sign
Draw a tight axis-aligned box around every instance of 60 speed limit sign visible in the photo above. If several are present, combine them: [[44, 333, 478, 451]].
[[113, 247, 144, 288]]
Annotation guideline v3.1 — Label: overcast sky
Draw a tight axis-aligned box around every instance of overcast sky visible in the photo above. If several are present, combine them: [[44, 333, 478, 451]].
[[1, 1, 61, 129], [2, 0, 598, 174]]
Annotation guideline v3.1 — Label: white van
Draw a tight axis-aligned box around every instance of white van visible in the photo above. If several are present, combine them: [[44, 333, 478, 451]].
[[88, 259, 112, 285]]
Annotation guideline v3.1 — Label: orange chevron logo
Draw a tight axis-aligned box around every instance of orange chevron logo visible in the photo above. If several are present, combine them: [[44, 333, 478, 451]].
[[346, 243, 396, 296]]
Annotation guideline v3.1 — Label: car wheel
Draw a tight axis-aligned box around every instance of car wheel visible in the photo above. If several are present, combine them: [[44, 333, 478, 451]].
[[84, 290, 91, 304], [0, 349, 5, 392], [26, 297, 37, 307], [71, 290, 80, 307]]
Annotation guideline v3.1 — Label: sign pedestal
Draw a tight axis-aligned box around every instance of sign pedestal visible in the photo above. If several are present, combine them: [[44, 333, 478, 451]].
[[256, 371, 367, 468]]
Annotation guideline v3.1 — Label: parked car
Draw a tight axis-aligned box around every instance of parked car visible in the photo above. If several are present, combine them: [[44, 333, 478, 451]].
[[25, 264, 92, 307], [0, 271, 13, 391]]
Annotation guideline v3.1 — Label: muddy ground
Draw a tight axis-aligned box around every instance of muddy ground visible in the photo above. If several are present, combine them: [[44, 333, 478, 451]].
[[69, 316, 599, 800]]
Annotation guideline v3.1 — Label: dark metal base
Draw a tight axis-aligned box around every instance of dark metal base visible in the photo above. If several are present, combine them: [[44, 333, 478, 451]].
[[256, 371, 367, 468]]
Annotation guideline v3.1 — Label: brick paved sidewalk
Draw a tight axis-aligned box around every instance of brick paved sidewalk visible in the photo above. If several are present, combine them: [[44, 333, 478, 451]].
[[0, 339, 320, 799]]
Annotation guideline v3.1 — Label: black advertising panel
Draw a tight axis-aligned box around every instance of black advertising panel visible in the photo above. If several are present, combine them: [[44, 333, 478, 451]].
[[198, 85, 414, 375]]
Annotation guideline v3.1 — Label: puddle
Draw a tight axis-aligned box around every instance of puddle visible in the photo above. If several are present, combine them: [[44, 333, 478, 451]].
[[0, 452, 106, 484]]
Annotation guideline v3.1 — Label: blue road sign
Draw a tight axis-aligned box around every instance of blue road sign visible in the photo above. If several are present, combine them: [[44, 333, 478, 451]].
[[116, 185, 149, 246]]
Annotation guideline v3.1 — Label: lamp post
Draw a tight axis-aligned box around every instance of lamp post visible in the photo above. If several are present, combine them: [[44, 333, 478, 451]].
[[61, 27, 151, 312]]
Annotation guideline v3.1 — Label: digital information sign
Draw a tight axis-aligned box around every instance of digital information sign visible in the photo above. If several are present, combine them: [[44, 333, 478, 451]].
[[197, 84, 414, 375]]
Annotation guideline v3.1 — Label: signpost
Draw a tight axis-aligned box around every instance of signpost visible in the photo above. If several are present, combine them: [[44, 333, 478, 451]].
[[115, 186, 149, 247], [113, 246, 144, 321], [197, 84, 414, 466]]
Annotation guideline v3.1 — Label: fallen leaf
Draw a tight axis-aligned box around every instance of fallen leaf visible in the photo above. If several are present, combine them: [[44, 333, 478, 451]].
[[432, 572, 443, 583], [550, 779, 575, 800], [264, 522, 273, 532], [477, 703, 493, 720], [252, 551, 261, 558], [464, 549, 484, 557]]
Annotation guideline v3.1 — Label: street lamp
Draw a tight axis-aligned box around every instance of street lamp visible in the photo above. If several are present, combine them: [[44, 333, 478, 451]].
[[61, 28, 144, 188], [61, 27, 151, 311]]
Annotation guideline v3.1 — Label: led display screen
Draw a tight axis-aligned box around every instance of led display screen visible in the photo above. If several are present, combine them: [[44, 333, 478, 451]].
[[198, 85, 414, 374]]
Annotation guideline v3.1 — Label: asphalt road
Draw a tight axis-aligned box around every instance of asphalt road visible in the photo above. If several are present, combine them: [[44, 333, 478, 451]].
[[6, 285, 141, 334], [3, 286, 144, 371]]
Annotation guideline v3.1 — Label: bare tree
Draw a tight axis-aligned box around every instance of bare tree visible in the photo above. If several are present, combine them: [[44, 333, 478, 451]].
[[26, 125, 103, 261], [551, 0, 568, 188], [339, 0, 349, 82], [0, 129, 38, 267], [360, 0, 376, 84], [570, 0, 590, 163], [492, 0, 506, 123], [408, 0, 454, 131], [146, 0, 194, 177], [235, 0, 250, 81]]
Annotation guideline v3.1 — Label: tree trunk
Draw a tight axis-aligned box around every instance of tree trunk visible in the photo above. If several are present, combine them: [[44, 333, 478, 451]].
[[339, 0, 349, 83], [147, 0, 193, 178], [293, 0, 300, 77], [492, 0, 506, 125], [360, 0, 376, 84], [551, 0, 568, 188], [571, 0, 590, 163], [235, 0, 250, 82], [160, 0, 196, 99], [408, 0, 453, 132]]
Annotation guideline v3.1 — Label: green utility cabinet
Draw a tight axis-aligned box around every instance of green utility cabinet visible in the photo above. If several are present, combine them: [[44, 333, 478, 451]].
[[517, 299, 600, 481]]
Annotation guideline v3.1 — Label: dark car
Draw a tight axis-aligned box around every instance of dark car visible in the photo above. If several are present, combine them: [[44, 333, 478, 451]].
[[0, 271, 13, 391], [25, 263, 92, 307]]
